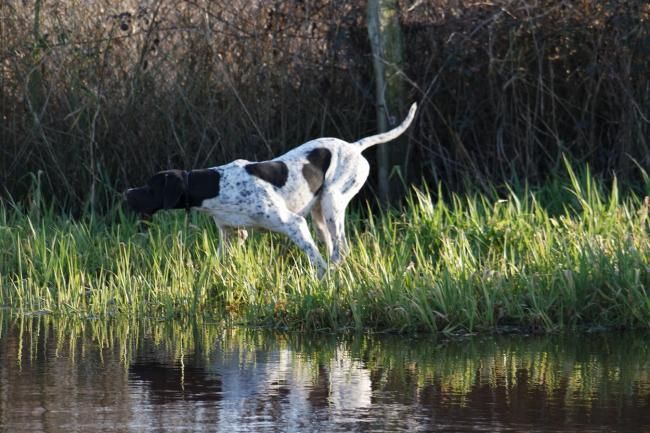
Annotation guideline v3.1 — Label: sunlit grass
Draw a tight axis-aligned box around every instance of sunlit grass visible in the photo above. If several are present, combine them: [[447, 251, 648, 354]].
[[2, 164, 650, 333]]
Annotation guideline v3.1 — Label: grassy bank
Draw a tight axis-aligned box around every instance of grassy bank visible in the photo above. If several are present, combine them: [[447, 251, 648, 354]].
[[2, 166, 650, 333]]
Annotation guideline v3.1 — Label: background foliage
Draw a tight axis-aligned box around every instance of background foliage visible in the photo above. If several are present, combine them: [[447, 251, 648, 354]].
[[1, 0, 649, 210]]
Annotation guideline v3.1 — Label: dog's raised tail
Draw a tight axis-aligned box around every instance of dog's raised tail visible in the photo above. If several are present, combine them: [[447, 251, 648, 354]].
[[355, 102, 417, 151]]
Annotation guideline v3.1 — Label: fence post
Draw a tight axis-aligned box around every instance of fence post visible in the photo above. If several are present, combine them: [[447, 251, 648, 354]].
[[367, 0, 406, 206]]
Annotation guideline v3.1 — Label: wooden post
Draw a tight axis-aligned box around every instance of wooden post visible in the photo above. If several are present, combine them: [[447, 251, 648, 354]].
[[367, 0, 405, 206]]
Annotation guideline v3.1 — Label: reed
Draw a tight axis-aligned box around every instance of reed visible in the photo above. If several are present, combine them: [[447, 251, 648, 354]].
[[2, 165, 650, 333]]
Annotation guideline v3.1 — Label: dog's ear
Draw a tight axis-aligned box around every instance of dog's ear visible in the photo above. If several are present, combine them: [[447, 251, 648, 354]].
[[147, 171, 184, 210], [162, 172, 184, 209]]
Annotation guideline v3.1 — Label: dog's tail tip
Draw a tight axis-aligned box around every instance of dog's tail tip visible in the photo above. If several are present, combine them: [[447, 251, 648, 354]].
[[356, 101, 418, 151], [404, 102, 418, 125]]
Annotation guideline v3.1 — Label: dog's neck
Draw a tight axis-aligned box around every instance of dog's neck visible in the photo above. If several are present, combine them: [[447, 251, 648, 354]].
[[177, 169, 221, 211]]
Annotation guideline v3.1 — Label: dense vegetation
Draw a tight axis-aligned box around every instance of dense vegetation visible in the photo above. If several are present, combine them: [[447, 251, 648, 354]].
[[2, 1, 649, 210], [2, 165, 649, 332], [2, 1, 649, 332]]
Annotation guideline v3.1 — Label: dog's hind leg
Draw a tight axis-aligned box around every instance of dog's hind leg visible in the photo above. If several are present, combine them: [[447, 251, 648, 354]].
[[260, 209, 327, 276], [310, 201, 333, 257], [321, 200, 348, 265], [321, 157, 370, 264]]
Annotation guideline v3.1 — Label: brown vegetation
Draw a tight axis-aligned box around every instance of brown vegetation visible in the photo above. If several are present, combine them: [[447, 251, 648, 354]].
[[1, 1, 649, 210]]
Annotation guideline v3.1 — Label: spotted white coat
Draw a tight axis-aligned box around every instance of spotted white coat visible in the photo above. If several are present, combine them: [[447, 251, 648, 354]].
[[125, 103, 417, 276]]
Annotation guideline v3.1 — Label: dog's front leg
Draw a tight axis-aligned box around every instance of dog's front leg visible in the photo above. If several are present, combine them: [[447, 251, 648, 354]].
[[216, 226, 228, 256], [213, 216, 232, 256], [214, 227, 248, 256]]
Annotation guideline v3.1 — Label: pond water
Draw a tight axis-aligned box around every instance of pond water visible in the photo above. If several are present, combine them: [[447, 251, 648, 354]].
[[0, 317, 648, 432]]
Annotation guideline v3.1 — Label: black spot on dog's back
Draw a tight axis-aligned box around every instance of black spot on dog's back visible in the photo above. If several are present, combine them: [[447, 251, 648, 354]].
[[187, 169, 220, 206], [245, 161, 289, 188], [303, 148, 331, 194]]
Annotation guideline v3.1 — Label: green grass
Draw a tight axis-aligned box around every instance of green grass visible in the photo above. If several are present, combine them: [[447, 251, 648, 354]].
[[2, 165, 650, 333]]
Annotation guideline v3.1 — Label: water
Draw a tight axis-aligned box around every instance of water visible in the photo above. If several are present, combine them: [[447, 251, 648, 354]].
[[1, 317, 648, 432]]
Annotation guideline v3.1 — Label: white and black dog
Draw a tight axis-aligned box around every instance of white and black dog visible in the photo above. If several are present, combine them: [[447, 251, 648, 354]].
[[125, 103, 417, 275]]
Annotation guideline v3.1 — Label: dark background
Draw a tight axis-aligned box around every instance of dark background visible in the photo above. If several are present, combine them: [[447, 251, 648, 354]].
[[1, 1, 648, 211]]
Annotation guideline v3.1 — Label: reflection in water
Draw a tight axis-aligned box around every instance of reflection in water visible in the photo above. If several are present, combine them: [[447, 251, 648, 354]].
[[0, 316, 648, 432]]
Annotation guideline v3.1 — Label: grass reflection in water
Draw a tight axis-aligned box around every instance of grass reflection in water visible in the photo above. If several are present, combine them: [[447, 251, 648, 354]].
[[1, 315, 648, 432]]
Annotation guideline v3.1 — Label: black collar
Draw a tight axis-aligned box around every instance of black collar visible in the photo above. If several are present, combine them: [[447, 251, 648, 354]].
[[183, 170, 191, 212]]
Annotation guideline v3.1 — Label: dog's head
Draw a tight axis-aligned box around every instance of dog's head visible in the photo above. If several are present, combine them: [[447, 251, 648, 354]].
[[124, 170, 186, 219], [125, 169, 221, 219]]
